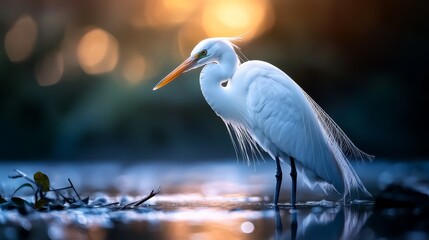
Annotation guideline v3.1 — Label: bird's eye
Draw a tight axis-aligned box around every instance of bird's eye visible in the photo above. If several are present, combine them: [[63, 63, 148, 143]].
[[200, 49, 207, 56]]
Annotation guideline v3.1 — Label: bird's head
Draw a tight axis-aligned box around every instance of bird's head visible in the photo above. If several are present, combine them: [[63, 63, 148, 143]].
[[153, 37, 238, 90]]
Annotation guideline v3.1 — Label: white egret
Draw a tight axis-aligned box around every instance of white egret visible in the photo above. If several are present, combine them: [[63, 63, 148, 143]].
[[153, 37, 371, 207]]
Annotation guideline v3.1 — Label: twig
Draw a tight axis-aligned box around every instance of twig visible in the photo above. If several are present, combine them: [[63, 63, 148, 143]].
[[50, 186, 73, 191], [121, 187, 161, 210], [101, 202, 120, 208], [8, 169, 160, 211], [68, 178, 81, 201], [12, 169, 36, 184]]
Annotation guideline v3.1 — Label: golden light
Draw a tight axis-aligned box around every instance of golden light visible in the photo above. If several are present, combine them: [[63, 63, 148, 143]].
[[202, 0, 274, 40], [156, 207, 264, 240], [130, 0, 198, 28], [77, 28, 119, 74], [4, 15, 38, 62], [122, 54, 146, 84], [240, 221, 255, 233], [177, 21, 208, 58], [35, 51, 64, 86]]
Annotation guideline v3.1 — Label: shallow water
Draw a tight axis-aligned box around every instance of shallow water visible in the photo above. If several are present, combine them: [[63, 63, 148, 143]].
[[0, 160, 428, 240], [0, 197, 374, 240]]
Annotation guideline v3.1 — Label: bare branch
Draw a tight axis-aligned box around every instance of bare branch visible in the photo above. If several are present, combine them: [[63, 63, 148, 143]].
[[121, 187, 161, 210]]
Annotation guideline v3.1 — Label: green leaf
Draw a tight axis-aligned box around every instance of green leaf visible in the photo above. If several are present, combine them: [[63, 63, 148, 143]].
[[50, 203, 65, 210], [35, 199, 48, 210], [0, 195, 7, 204], [11, 197, 29, 207], [12, 183, 35, 196], [12, 198, 33, 215], [0, 202, 11, 210], [33, 171, 50, 192]]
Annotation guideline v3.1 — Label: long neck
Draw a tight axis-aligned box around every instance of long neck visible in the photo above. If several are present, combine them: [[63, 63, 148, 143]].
[[199, 49, 240, 120]]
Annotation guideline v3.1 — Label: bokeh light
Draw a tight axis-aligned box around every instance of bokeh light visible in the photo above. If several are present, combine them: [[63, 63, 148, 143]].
[[122, 54, 146, 84], [35, 51, 64, 86], [201, 0, 274, 40], [177, 21, 208, 58], [4, 15, 38, 62], [240, 221, 255, 233], [130, 0, 198, 28], [77, 28, 119, 74], [0, 0, 426, 160]]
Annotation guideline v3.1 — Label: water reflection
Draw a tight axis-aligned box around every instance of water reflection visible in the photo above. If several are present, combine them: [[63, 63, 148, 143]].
[[0, 198, 373, 240], [0, 160, 426, 239], [275, 206, 284, 239], [274, 204, 371, 240]]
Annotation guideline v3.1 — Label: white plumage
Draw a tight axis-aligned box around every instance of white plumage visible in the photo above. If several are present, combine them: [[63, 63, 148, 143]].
[[154, 37, 371, 205]]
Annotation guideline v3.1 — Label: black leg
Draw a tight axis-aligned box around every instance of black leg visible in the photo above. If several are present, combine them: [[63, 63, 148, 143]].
[[274, 206, 283, 240], [274, 156, 282, 205], [291, 210, 298, 240], [290, 157, 297, 209]]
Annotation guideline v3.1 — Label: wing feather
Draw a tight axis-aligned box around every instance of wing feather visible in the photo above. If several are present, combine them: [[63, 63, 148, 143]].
[[239, 61, 370, 198]]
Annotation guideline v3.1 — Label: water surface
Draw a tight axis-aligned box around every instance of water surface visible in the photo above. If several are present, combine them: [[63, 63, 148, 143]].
[[0, 160, 428, 239]]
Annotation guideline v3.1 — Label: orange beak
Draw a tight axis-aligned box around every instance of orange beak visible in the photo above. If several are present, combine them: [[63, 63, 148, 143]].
[[153, 56, 197, 91]]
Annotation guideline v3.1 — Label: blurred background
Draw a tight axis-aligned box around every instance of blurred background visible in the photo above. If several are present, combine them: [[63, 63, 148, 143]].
[[0, 0, 427, 162]]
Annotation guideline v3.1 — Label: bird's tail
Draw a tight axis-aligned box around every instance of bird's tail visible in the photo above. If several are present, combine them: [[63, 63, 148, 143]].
[[304, 92, 372, 200]]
